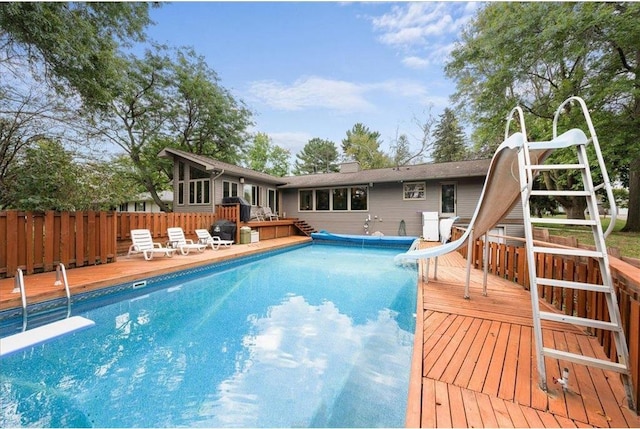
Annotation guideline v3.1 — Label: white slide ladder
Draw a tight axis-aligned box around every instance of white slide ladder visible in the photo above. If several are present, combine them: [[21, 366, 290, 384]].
[[516, 96, 635, 410]]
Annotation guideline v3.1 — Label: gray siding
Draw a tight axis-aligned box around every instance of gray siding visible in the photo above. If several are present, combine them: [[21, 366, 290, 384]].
[[281, 177, 523, 237]]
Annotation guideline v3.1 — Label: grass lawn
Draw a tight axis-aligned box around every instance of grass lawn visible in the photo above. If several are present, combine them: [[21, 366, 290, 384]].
[[533, 217, 640, 260]]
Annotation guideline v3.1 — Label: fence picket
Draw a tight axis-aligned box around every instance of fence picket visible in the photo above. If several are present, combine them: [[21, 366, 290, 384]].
[[0, 210, 219, 278]]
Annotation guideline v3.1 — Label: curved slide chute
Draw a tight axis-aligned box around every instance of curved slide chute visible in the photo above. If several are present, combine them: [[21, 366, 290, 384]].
[[394, 127, 588, 297]]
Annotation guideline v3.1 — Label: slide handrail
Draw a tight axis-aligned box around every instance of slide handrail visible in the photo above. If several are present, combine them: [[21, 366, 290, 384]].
[[553, 96, 617, 238]]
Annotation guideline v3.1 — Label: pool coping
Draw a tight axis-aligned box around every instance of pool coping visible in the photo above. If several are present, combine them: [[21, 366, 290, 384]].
[[1, 239, 313, 324]]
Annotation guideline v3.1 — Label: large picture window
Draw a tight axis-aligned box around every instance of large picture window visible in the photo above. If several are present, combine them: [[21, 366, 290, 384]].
[[350, 186, 368, 211], [403, 182, 425, 200], [298, 186, 368, 211], [189, 180, 210, 204], [332, 188, 348, 210], [189, 166, 210, 205], [315, 189, 330, 210], [299, 190, 313, 211]]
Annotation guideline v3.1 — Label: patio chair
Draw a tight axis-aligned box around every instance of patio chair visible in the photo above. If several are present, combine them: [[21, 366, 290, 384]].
[[167, 227, 207, 255], [127, 229, 177, 261], [195, 229, 234, 250], [262, 206, 279, 220], [250, 206, 265, 221]]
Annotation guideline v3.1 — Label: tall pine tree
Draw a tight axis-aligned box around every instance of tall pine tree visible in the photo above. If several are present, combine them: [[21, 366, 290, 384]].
[[431, 108, 467, 163], [293, 138, 340, 175]]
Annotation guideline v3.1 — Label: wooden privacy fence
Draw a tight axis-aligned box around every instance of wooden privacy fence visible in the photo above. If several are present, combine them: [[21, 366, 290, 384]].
[[451, 227, 640, 407], [1, 211, 218, 279], [114, 212, 217, 255], [0, 211, 117, 279]]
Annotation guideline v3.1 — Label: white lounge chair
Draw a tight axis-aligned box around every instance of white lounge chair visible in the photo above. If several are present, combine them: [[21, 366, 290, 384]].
[[127, 229, 177, 261], [167, 227, 207, 255], [262, 206, 279, 220], [195, 229, 234, 250]]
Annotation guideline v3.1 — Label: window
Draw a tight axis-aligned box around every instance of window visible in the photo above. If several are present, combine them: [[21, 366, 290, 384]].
[[178, 184, 184, 205], [350, 186, 368, 211], [299, 190, 313, 211], [332, 188, 348, 210], [177, 162, 185, 205], [189, 180, 210, 204], [441, 183, 457, 215], [403, 182, 426, 200], [267, 188, 278, 213], [223, 181, 238, 198], [316, 189, 330, 210], [134, 202, 146, 212], [243, 184, 261, 206], [189, 166, 210, 205], [298, 186, 369, 211], [118, 203, 128, 212]]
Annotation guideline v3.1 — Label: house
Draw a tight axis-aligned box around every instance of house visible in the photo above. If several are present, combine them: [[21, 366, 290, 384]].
[[117, 190, 173, 213], [158, 148, 287, 216], [279, 160, 523, 240], [158, 147, 525, 240]]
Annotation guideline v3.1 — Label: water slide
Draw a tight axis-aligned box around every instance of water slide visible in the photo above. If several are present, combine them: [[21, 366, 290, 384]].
[[396, 132, 541, 263], [394, 126, 591, 273]]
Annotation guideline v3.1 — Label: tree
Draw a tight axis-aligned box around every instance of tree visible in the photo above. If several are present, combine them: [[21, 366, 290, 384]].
[[341, 123, 392, 169], [390, 134, 413, 166], [4, 139, 139, 210], [268, 146, 291, 177], [431, 108, 468, 163], [445, 2, 640, 228], [163, 48, 253, 165], [389, 109, 438, 167], [0, 77, 95, 208], [91, 45, 253, 212], [245, 132, 291, 177], [293, 138, 340, 175], [0, 2, 154, 108]]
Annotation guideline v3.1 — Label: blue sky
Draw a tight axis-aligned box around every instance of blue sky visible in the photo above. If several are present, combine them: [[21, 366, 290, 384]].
[[145, 2, 479, 161]]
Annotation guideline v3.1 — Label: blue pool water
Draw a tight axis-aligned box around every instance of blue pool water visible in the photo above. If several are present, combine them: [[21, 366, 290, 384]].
[[0, 243, 417, 427]]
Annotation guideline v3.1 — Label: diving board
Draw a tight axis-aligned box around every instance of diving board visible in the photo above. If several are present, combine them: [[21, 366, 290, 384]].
[[0, 316, 95, 358]]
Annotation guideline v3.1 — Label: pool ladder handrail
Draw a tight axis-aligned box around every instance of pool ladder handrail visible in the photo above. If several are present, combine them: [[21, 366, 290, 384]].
[[13, 263, 72, 332]]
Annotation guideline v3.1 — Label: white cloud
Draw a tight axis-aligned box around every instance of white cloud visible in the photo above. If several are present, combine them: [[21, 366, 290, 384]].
[[248, 76, 374, 112], [369, 2, 478, 67], [402, 55, 430, 69], [248, 76, 429, 113], [268, 131, 312, 157]]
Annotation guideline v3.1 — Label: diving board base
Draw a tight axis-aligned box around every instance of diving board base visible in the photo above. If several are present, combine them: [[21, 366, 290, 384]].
[[0, 316, 95, 358]]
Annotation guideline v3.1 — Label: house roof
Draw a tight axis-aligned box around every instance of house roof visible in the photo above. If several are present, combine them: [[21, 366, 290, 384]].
[[158, 147, 288, 186], [159, 147, 492, 189], [278, 158, 492, 189]]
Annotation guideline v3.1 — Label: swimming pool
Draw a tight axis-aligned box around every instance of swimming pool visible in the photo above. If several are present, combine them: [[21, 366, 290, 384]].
[[0, 243, 417, 427]]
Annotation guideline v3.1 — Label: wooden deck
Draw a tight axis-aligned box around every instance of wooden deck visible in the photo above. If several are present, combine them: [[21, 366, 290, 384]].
[[1, 236, 638, 427], [407, 248, 639, 428], [0, 236, 311, 311]]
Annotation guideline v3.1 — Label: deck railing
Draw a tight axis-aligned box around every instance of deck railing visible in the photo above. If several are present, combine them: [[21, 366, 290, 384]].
[[0, 211, 217, 278], [451, 226, 640, 407]]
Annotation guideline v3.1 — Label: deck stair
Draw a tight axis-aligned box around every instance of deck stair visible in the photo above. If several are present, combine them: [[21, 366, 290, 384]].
[[292, 219, 317, 236], [512, 97, 635, 411]]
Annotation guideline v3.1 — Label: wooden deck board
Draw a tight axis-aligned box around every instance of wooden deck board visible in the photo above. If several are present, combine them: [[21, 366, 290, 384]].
[[411, 248, 640, 428], [0, 236, 311, 311]]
